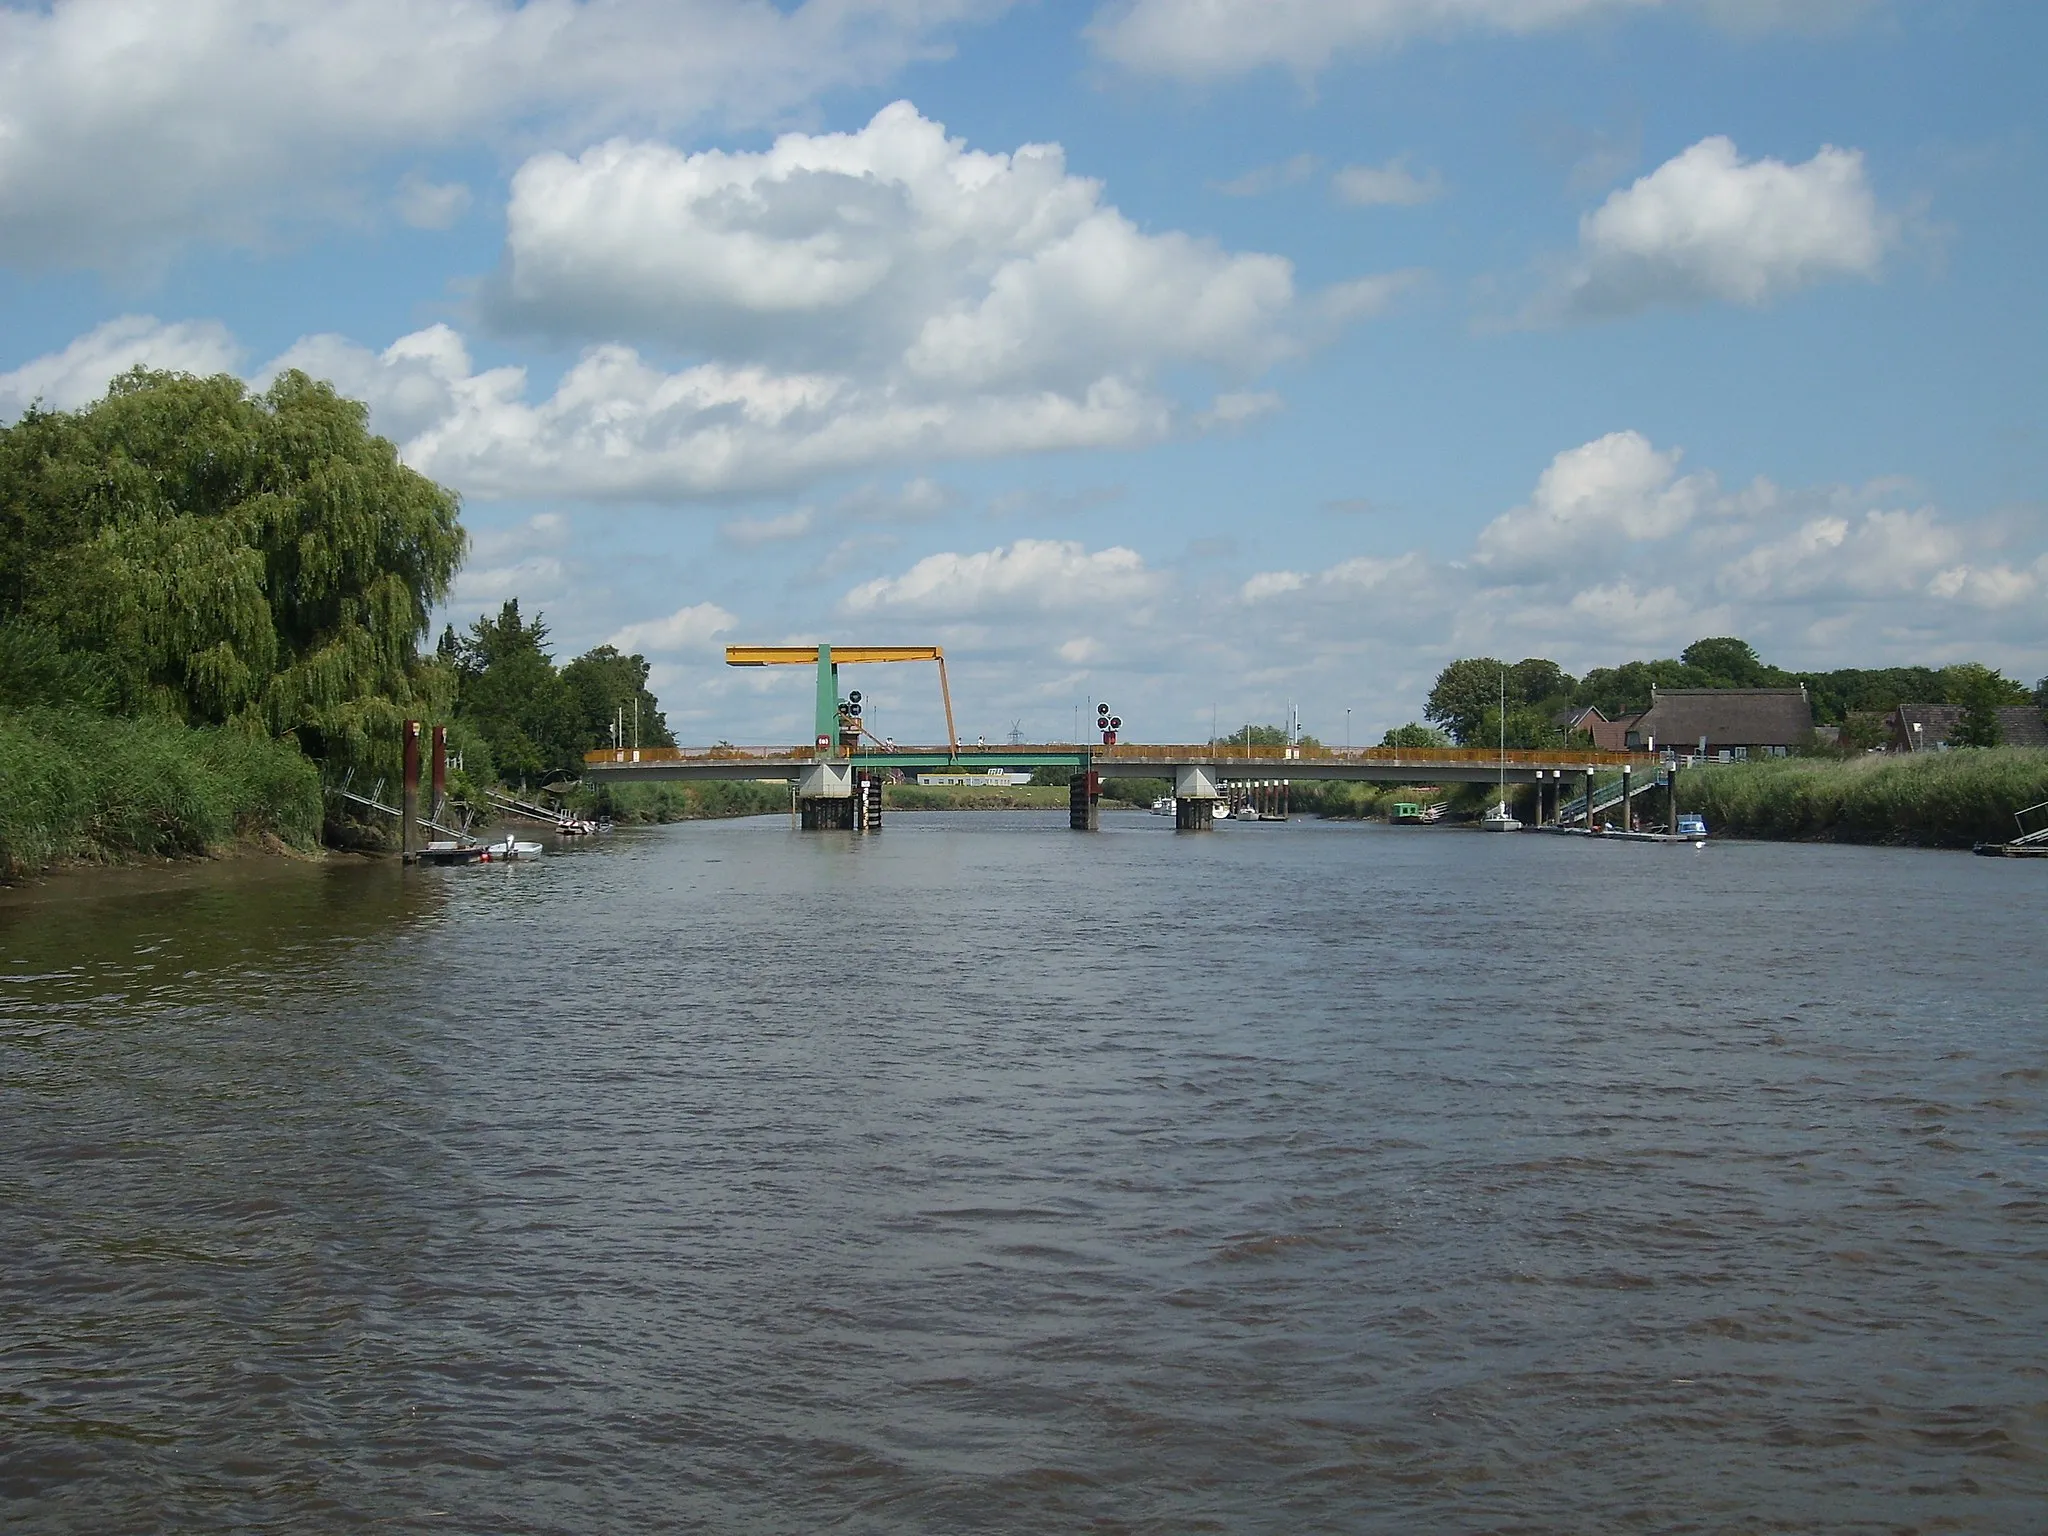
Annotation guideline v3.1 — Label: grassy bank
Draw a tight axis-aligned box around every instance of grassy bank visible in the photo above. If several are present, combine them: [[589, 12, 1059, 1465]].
[[1681, 749, 2048, 848], [0, 708, 323, 879]]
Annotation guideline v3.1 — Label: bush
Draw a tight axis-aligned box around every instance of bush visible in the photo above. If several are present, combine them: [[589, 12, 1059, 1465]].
[[0, 708, 322, 877]]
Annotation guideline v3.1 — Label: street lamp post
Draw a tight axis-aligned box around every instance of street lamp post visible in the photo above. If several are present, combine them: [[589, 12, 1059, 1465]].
[[1345, 708, 1351, 751]]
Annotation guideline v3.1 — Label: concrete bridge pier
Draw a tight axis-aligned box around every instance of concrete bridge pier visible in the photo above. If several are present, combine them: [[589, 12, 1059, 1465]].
[[798, 761, 856, 831], [1069, 772, 1100, 830], [1173, 764, 1219, 831]]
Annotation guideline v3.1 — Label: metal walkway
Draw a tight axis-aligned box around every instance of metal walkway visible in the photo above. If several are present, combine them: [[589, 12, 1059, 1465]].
[[1557, 772, 1668, 826], [327, 784, 467, 841]]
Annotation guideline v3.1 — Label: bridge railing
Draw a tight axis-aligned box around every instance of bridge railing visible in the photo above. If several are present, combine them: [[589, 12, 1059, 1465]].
[[586, 743, 1667, 768], [586, 745, 812, 765], [1093, 744, 1662, 768]]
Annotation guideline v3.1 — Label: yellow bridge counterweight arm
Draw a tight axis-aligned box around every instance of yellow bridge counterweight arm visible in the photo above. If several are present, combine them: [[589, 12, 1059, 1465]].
[[725, 645, 942, 666], [723, 644, 960, 757]]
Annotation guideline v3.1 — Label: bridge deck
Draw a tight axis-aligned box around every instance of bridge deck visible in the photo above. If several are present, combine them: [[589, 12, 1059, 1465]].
[[585, 744, 1664, 786]]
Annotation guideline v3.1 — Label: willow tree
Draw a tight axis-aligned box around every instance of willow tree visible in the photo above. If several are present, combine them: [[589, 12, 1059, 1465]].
[[0, 368, 464, 774]]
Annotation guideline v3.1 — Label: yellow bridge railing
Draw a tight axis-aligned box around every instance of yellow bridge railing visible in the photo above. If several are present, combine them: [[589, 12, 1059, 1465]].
[[586, 744, 1663, 768]]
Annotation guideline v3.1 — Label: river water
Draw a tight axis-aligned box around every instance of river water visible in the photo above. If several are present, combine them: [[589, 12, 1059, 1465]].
[[3, 813, 2045, 1533]]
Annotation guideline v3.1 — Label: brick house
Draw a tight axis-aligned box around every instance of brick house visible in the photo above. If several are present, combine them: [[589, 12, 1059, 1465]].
[[1555, 704, 1637, 752]]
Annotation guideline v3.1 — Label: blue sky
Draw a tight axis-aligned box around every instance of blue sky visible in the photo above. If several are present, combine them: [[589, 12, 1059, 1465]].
[[1, 0, 2042, 746]]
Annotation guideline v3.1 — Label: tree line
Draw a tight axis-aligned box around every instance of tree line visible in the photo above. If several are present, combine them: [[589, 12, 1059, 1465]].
[[1408, 637, 2044, 751], [437, 600, 672, 788]]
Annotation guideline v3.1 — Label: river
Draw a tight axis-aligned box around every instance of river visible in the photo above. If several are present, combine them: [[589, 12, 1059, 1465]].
[[3, 814, 2045, 1532]]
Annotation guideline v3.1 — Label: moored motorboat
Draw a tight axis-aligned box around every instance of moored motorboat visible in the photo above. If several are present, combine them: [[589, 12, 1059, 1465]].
[[1149, 795, 1174, 816]]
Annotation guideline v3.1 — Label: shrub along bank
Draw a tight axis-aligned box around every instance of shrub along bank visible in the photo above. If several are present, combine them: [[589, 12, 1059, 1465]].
[[0, 708, 323, 878], [1295, 780, 1493, 820], [1678, 749, 2048, 848]]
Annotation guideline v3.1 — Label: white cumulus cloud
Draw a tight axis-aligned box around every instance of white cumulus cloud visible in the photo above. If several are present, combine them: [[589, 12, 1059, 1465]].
[[6, 101, 1404, 501], [607, 602, 738, 655], [248, 323, 1172, 499], [1718, 507, 1960, 600], [1227, 431, 2044, 695], [842, 538, 1162, 615], [0, 315, 241, 417], [1926, 560, 2044, 610], [0, 0, 1000, 268], [496, 101, 1370, 392], [1473, 430, 1713, 575], [1547, 136, 1891, 321]]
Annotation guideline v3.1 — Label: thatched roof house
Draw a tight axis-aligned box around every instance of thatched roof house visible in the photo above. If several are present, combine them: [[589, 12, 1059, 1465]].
[[1623, 687, 1814, 758]]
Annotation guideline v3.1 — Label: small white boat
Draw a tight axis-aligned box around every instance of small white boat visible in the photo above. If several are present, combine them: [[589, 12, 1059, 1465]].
[[483, 836, 544, 860], [1149, 796, 1174, 816], [1212, 803, 1231, 820]]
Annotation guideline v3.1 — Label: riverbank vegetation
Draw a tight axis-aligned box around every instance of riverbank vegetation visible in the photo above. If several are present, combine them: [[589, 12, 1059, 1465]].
[[1680, 750, 2048, 848], [579, 780, 787, 824], [0, 369, 693, 878], [0, 708, 322, 877], [0, 369, 463, 874]]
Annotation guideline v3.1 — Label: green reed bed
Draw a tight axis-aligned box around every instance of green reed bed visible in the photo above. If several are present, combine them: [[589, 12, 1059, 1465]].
[[0, 708, 323, 878], [1682, 748, 2048, 847], [884, 784, 1070, 811], [582, 779, 790, 824]]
